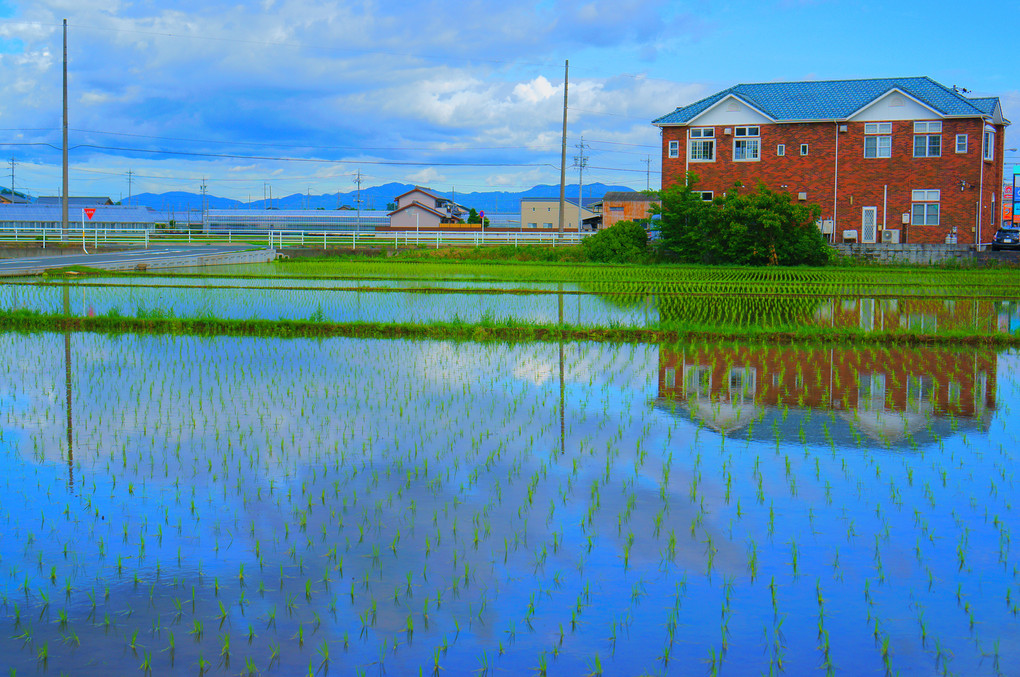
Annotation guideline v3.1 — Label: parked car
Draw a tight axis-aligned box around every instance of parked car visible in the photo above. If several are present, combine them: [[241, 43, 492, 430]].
[[991, 227, 1020, 251]]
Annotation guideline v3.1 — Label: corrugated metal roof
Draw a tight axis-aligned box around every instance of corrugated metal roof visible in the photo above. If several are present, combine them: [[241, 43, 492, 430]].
[[35, 196, 115, 206], [0, 204, 159, 224], [601, 191, 659, 202], [653, 77, 998, 125]]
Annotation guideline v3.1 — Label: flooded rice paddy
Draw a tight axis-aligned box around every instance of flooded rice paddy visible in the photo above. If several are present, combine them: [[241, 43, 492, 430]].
[[1, 331, 1018, 675], [2, 278, 1020, 334]]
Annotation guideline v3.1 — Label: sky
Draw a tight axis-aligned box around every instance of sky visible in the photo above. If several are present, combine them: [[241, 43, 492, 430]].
[[0, 0, 1017, 203]]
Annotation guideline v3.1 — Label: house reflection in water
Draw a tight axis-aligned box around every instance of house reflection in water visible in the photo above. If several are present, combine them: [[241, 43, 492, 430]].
[[655, 343, 995, 448]]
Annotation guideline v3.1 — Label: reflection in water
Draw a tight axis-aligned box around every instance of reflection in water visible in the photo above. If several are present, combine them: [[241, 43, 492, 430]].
[[62, 284, 74, 489], [656, 343, 995, 447]]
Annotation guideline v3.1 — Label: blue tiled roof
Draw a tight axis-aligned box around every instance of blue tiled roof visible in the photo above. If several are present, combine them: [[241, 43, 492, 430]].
[[653, 77, 999, 125]]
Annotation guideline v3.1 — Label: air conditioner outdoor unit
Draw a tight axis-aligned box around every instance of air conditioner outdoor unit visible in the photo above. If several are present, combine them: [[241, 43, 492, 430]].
[[881, 229, 900, 244], [842, 229, 858, 241], [798, 192, 808, 201], [839, 125, 848, 132], [820, 219, 834, 234], [723, 128, 732, 135]]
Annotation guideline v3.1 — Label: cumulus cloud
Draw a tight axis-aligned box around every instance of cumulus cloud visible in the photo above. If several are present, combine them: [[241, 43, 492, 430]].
[[0, 0, 710, 197]]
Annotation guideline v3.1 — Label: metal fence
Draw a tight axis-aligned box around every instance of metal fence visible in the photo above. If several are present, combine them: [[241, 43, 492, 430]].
[[0, 226, 591, 250]]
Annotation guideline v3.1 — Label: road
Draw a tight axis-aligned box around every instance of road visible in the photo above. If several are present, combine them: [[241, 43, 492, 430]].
[[0, 245, 275, 275]]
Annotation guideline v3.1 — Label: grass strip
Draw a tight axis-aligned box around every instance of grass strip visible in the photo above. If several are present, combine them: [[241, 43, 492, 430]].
[[2, 311, 1019, 346]]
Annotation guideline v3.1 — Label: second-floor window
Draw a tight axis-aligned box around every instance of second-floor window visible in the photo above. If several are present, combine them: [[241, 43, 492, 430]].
[[913, 121, 942, 157], [688, 128, 715, 161], [983, 128, 996, 161], [864, 122, 892, 158], [733, 126, 759, 161]]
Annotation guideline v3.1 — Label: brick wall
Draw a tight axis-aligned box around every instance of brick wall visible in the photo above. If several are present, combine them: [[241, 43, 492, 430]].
[[602, 199, 658, 228], [661, 119, 1006, 245]]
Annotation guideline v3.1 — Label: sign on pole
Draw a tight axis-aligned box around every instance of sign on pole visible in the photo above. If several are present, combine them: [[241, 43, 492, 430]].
[[83, 208, 96, 220]]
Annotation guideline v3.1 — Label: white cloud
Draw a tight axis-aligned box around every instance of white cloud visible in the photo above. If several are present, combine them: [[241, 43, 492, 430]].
[[407, 167, 445, 185]]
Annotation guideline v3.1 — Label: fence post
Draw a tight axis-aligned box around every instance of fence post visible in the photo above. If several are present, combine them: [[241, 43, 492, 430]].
[[42, 228, 46, 249], [145, 229, 149, 248], [353, 231, 357, 250], [323, 232, 326, 250], [436, 231, 439, 249], [228, 230, 232, 244]]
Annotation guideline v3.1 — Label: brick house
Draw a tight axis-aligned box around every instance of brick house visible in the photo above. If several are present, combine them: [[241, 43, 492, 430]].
[[653, 77, 1009, 245]]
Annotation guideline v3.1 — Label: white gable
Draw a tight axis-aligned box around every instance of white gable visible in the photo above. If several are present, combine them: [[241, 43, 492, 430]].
[[687, 95, 773, 126], [849, 89, 943, 122]]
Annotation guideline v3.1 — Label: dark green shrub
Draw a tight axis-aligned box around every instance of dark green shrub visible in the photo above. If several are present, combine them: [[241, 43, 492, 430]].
[[581, 220, 650, 263], [658, 176, 830, 266]]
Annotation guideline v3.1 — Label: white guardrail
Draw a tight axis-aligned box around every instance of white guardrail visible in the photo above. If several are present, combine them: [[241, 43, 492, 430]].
[[0, 227, 591, 250]]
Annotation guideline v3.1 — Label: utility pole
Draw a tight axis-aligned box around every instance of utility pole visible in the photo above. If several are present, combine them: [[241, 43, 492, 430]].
[[200, 178, 207, 230], [8, 158, 14, 200], [557, 59, 569, 236], [61, 18, 68, 242], [127, 170, 133, 206], [572, 136, 588, 230], [353, 170, 363, 231]]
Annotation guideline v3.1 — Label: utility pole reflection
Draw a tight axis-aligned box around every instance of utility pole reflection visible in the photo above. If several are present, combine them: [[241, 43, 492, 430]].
[[558, 284, 565, 455], [63, 284, 73, 490]]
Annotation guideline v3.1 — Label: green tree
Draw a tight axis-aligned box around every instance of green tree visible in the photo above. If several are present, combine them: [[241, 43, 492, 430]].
[[466, 208, 489, 227], [658, 175, 830, 266], [581, 219, 650, 263]]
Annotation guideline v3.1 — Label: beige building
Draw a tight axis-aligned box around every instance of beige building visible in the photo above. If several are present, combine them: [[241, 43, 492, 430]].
[[519, 198, 596, 231]]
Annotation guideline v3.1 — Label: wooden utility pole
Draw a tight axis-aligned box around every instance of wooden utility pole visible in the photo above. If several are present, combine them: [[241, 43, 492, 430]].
[[557, 60, 568, 235], [61, 19, 68, 241]]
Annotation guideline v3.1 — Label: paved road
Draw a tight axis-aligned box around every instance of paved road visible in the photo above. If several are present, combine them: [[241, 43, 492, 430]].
[[0, 245, 274, 275]]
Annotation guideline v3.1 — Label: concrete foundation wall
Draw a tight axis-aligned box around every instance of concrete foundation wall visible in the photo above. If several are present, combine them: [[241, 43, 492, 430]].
[[834, 243, 974, 265]]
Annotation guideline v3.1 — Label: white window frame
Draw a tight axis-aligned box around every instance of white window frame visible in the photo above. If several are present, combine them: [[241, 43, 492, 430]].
[[777, 144, 785, 156], [800, 144, 809, 156], [688, 128, 715, 162], [697, 191, 713, 201], [913, 134, 941, 158], [983, 128, 995, 161], [913, 121, 942, 134], [865, 122, 892, 135], [733, 138, 759, 161], [911, 189, 940, 226], [864, 136, 891, 158], [668, 140, 679, 158], [734, 126, 759, 137], [955, 134, 968, 153]]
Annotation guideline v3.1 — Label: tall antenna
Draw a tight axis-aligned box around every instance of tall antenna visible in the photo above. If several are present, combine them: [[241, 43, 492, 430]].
[[644, 156, 651, 191], [572, 136, 589, 230], [127, 169, 133, 206]]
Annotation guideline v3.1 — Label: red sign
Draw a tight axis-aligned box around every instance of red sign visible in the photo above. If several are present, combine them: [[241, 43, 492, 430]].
[[83, 208, 96, 220]]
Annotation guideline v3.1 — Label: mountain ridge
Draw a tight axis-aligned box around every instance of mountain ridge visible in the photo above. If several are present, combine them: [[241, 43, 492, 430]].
[[124, 183, 639, 212]]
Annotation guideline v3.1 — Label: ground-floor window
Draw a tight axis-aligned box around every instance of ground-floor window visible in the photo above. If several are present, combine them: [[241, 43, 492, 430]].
[[911, 189, 940, 226]]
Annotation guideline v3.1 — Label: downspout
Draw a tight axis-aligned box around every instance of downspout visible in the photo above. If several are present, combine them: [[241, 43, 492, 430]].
[[883, 184, 888, 239], [684, 127, 690, 186], [978, 123, 986, 249], [833, 123, 839, 240]]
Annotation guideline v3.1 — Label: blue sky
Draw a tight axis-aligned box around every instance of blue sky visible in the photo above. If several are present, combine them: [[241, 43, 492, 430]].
[[0, 0, 1016, 202]]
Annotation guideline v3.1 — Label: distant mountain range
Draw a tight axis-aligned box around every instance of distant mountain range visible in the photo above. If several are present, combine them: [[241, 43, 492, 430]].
[[123, 182, 636, 213]]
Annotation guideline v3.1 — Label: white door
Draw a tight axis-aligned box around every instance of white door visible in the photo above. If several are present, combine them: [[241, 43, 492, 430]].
[[861, 207, 878, 243]]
